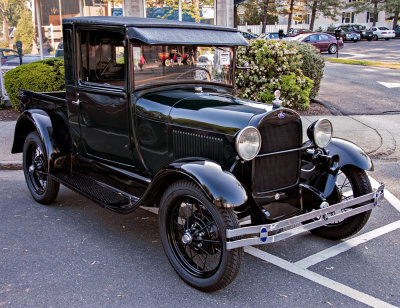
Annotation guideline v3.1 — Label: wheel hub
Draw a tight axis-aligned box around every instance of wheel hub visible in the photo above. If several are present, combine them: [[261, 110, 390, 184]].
[[182, 231, 193, 245]]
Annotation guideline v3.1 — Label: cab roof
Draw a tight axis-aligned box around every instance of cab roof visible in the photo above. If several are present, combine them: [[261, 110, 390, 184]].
[[63, 16, 248, 46]]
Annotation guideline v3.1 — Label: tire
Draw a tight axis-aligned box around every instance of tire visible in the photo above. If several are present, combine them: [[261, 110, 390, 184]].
[[328, 44, 337, 54], [385, 38, 390, 41], [310, 166, 372, 240], [23, 132, 59, 204], [373, 35, 378, 41], [158, 180, 243, 292], [367, 37, 372, 41]]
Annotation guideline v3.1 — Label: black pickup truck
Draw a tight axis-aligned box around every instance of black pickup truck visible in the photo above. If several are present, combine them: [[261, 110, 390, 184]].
[[12, 17, 384, 292]]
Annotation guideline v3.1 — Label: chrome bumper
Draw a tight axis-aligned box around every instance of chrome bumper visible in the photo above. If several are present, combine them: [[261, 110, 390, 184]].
[[226, 184, 385, 250]]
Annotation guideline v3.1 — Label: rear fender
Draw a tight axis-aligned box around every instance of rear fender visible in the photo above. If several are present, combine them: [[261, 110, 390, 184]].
[[145, 160, 248, 208], [12, 109, 72, 171]]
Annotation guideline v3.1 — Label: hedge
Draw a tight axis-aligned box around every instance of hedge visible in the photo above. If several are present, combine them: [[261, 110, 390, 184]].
[[236, 39, 314, 110], [4, 58, 65, 111]]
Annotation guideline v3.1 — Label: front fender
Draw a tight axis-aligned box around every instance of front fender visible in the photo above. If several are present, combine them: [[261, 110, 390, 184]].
[[150, 160, 248, 208], [12, 109, 71, 171], [322, 137, 373, 197]]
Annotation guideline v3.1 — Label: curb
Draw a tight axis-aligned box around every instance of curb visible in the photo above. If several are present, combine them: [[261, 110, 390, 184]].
[[312, 98, 343, 116], [0, 161, 22, 170]]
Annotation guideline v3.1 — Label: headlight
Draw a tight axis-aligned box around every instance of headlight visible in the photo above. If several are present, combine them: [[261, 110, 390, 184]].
[[235, 126, 261, 161], [307, 118, 333, 148]]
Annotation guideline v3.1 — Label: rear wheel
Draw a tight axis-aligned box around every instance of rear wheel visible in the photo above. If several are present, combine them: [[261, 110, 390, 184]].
[[159, 180, 243, 292], [328, 44, 337, 54], [385, 38, 390, 41], [310, 166, 372, 240], [373, 35, 379, 41], [23, 132, 59, 204]]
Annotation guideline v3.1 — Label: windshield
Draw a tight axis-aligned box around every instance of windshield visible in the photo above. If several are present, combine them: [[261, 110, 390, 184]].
[[290, 34, 309, 41], [132, 45, 234, 88]]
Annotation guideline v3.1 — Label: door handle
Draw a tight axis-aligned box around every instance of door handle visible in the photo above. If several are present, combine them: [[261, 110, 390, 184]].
[[71, 99, 80, 106]]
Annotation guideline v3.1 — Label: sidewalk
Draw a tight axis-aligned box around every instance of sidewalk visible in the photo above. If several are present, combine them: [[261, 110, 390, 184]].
[[1, 114, 398, 170]]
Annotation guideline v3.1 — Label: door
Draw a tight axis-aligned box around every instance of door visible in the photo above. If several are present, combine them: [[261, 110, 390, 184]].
[[76, 28, 134, 166], [318, 34, 331, 52]]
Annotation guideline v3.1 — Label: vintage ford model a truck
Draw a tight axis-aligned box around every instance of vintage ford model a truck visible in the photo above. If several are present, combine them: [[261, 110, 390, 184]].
[[12, 17, 384, 291]]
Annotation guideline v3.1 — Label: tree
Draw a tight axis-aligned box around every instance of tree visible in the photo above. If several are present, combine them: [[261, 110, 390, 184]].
[[13, 8, 34, 53], [347, 0, 386, 26], [303, 0, 343, 30], [0, 0, 25, 44], [386, 0, 400, 29], [237, 0, 278, 30]]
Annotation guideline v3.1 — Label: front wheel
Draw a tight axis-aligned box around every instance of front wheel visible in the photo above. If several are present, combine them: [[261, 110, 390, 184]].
[[23, 132, 59, 204], [373, 35, 379, 41], [158, 180, 243, 292], [310, 166, 372, 240], [328, 44, 337, 54]]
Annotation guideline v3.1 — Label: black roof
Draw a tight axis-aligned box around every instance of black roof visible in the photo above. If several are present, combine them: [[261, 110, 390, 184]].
[[63, 16, 248, 46], [63, 16, 236, 32]]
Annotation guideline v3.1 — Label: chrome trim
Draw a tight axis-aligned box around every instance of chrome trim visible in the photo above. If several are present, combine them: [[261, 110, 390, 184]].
[[226, 184, 384, 250]]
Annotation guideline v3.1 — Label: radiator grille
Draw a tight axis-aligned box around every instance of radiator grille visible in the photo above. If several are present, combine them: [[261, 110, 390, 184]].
[[173, 130, 223, 162], [253, 113, 301, 193]]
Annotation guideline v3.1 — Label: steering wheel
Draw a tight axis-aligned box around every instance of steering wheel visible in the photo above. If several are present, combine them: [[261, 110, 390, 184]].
[[175, 67, 211, 81]]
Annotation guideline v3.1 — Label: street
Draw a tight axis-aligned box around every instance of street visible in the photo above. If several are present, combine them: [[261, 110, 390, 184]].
[[1, 39, 400, 307]]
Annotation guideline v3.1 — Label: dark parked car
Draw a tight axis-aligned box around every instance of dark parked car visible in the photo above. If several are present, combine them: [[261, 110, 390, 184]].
[[13, 17, 384, 292], [339, 24, 373, 40], [327, 27, 361, 42], [290, 32, 344, 53], [240, 30, 258, 39], [396, 25, 400, 38], [0, 48, 20, 65]]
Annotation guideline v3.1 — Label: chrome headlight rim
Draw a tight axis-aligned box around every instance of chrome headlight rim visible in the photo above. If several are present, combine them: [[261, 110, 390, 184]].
[[312, 118, 333, 148], [235, 126, 262, 161]]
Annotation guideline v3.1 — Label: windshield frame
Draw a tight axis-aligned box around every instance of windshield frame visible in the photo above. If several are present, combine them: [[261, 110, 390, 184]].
[[130, 42, 236, 91]]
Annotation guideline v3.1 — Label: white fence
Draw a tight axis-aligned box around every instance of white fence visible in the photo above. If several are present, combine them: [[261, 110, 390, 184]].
[[238, 23, 308, 35], [0, 65, 17, 102]]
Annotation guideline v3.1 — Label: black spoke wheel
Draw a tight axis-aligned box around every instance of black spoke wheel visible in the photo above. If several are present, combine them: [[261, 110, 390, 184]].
[[310, 166, 372, 240], [23, 132, 59, 204], [159, 180, 243, 292]]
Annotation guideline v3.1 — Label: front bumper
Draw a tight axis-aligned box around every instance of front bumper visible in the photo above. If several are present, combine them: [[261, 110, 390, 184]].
[[226, 183, 384, 250]]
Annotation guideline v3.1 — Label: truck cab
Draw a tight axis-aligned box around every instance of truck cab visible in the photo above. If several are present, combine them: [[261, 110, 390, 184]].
[[12, 17, 384, 292]]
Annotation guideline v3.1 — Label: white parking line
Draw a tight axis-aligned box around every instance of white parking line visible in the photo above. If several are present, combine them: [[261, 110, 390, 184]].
[[294, 220, 400, 269], [245, 246, 398, 308], [369, 176, 400, 213]]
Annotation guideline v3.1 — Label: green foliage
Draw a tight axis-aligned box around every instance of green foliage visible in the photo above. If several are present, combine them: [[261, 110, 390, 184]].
[[13, 8, 34, 53], [286, 40, 324, 100], [4, 58, 65, 111], [236, 39, 313, 110]]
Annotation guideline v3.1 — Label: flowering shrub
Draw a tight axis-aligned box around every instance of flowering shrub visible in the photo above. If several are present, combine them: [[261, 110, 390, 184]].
[[236, 39, 314, 110]]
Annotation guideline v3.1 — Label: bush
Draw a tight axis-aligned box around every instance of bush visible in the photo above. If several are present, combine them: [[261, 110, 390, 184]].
[[236, 39, 313, 110], [4, 58, 65, 111], [286, 41, 324, 100]]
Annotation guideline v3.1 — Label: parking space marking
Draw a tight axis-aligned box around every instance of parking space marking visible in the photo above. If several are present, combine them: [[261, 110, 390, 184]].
[[245, 246, 398, 308], [294, 220, 400, 269], [377, 81, 400, 88], [370, 176, 400, 213]]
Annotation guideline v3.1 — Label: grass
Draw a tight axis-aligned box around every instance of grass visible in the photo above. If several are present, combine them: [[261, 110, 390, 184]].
[[324, 58, 400, 70]]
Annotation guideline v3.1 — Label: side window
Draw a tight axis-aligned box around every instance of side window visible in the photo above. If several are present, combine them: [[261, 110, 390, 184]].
[[319, 34, 329, 40], [309, 34, 318, 41], [79, 29, 125, 88]]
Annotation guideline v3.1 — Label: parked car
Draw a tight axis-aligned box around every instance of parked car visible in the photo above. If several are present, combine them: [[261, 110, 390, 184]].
[[2, 54, 54, 67], [0, 48, 20, 65], [290, 32, 344, 54], [258, 32, 287, 40], [339, 24, 374, 41], [286, 28, 313, 37], [327, 27, 360, 42], [370, 26, 396, 40], [240, 30, 258, 39], [395, 25, 400, 38], [13, 16, 384, 292]]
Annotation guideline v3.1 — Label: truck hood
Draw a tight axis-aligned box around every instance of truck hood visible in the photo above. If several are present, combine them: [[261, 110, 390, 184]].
[[136, 87, 274, 135]]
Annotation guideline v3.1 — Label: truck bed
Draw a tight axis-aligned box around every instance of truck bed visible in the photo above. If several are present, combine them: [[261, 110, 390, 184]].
[[20, 90, 67, 114]]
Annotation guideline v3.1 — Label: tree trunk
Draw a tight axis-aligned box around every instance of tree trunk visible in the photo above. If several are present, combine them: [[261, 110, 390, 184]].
[[372, 1, 378, 26], [287, 0, 295, 34], [262, 0, 270, 34], [2, 18, 9, 44], [393, 6, 399, 30], [309, 0, 318, 31]]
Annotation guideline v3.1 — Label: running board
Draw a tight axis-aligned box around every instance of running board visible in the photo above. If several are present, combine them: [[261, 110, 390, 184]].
[[52, 172, 139, 212], [226, 184, 385, 250]]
